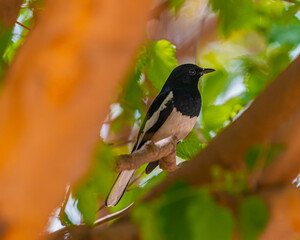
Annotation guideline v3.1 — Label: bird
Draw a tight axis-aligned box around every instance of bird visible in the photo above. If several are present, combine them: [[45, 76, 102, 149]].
[[105, 63, 215, 207]]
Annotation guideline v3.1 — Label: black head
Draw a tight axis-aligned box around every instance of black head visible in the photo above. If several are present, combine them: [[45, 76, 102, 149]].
[[162, 64, 215, 91]]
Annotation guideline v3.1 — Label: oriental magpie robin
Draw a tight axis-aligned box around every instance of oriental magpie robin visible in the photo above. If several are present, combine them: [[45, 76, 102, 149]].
[[106, 64, 215, 207]]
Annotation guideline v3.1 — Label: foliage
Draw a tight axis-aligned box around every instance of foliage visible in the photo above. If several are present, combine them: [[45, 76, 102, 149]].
[[111, 40, 178, 133], [176, 130, 206, 160], [210, 165, 248, 195], [199, 0, 300, 140], [148, 40, 178, 90], [0, 24, 13, 81], [133, 182, 268, 240], [0, 6, 33, 83], [132, 182, 235, 240], [239, 196, 268, 240], [72, 144, 116, 224], [168, 0, 186, 13], [210, 0, 257, 36], [245, 144, 285, 171]]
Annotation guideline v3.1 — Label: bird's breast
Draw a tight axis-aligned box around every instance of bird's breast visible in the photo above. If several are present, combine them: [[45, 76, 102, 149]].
[[151, 109, 198, 142]]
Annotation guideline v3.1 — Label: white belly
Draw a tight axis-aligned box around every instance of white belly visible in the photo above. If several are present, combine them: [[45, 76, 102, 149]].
[[151, 109, 198, 142]]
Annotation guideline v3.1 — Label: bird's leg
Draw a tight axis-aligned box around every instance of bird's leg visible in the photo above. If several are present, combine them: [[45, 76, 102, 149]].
[[159, 151, 177, 172], [158, 141, 179, 172]]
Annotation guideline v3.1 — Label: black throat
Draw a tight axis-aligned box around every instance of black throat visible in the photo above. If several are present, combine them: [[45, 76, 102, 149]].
[[172, 86, 201, 117]]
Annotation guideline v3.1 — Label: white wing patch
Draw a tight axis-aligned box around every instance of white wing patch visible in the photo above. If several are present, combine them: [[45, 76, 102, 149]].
[[135, 91, 174, 149]]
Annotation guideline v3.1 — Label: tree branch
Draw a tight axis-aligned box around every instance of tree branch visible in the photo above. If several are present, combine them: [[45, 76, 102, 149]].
[[117, 136, 178, 172]]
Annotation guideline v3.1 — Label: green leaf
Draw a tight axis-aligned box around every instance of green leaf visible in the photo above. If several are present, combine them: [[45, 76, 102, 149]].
[[160, 182, 194, 240], [112, 46, 148, 132], [201, 67, 229, 107], [0, 25, 13, 58], [1, 7, 34, 82], [269, 19, 300, 45], [132, 203, 163, 240], [168, 0, 186, 12], [245, 144, 285, 171], [239, 196, 268, 240], [147, 40, 178, 90], [60, 212, 74, 227], [210, 166, 248, 195], [75, 186, 98, 225], [242, 56, 269, 98], [188, 191, 234, 240], [267, 44, 292, 79], [73, 144, 116, 224], [132, 182, 234, 240], [266, 144, 285, 165], [0, 24, 13, 80], [245, 145, 261, 171], [210, 0, 257, 35], [177, 138, 205, 160], [202, 104, 232, 131]]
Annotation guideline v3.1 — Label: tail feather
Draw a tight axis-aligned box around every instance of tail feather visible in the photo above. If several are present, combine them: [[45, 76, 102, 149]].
[[145, 160, 159, 174], [105, 170, 136, 207]]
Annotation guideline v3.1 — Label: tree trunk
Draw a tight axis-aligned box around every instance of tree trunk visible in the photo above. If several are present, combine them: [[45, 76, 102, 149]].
[[0, 0, 154, 239]]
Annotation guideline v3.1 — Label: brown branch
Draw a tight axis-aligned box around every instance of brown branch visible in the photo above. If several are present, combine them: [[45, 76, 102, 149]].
[[259, 106, 300, 186], [116, 136, 178, 172]]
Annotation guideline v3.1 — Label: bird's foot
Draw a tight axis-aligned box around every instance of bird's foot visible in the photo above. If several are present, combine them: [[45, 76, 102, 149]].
[[159, 151, 177, 172]]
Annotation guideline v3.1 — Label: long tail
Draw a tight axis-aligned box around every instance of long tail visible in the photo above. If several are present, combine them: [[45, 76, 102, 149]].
[[105, 170, 136, 207]]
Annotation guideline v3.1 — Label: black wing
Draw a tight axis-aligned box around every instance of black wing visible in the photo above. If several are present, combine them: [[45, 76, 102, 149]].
[[132, 91, 174, 153]]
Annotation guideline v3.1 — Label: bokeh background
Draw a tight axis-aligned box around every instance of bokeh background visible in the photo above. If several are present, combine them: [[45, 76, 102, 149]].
[[0, 0, 300, 239]]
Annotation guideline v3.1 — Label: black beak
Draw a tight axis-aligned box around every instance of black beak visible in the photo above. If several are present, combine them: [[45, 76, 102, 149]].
[[202, 68, 215, 74]]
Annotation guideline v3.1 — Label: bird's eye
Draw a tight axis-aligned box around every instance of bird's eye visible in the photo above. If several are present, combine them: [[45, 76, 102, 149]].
[[189, 69, 196, 76]]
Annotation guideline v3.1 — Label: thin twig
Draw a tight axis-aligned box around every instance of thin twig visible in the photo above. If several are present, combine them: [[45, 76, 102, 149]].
[[49, 203, 134, 239], [97, 203, 106, 212], [15, 21, 31, 31], [94, 203, 134, 226]]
